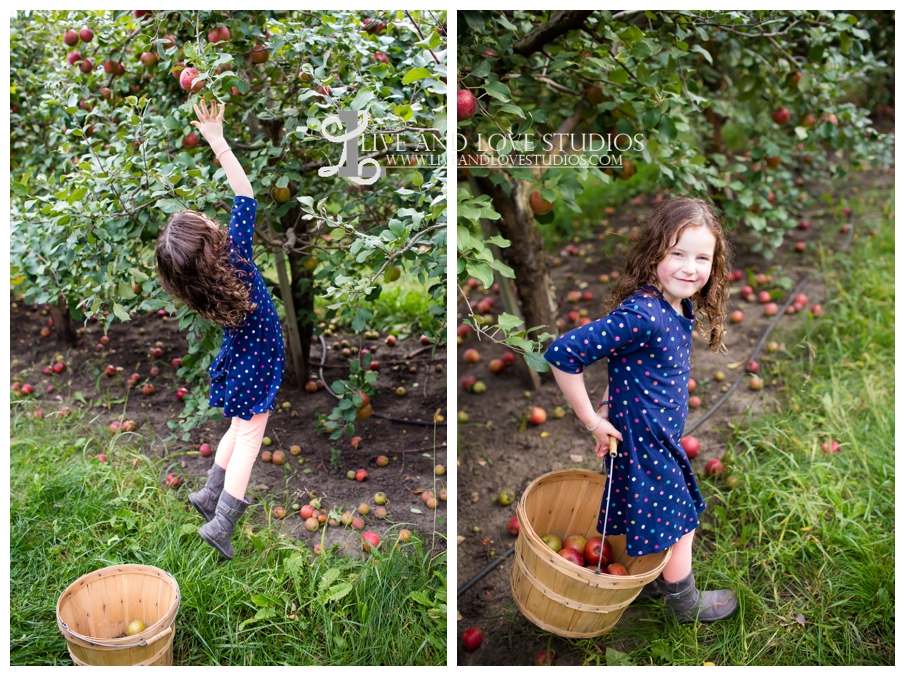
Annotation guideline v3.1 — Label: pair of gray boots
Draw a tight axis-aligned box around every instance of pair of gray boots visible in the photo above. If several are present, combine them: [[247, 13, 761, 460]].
[[188, 464, 248, 560], [635, 572, 738, 622]]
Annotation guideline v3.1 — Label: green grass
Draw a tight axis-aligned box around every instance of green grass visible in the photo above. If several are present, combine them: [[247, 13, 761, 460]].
[[9, 414, 446, 666], [565, 188, 894, 665]]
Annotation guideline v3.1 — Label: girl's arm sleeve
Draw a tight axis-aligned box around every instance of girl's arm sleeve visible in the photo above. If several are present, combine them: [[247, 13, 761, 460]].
[[228, 195, 258, 260], [543, 299, 662, 374]]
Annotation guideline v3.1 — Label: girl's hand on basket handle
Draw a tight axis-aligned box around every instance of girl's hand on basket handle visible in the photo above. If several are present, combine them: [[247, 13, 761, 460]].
[[593, 418, 622, 458]]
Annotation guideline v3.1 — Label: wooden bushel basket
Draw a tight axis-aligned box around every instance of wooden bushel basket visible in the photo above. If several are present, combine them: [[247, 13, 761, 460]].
[[510, 469, 671, 638], [56, 564, 180, 666]]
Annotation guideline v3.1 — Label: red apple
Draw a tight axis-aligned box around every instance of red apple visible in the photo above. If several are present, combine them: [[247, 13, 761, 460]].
[[529, 406, 546, 426], [463, 348, 480, 364], [534, 649, 555, 666], [558, 547, 585, 567], [179, 67, 204, 93], [199, 443, 212, 456], [689, 396, 702, 408], [605, 562, 629, 576], [758, 291, 771, 304], [529, 190, 554, 215], [730, 310, 744, 323], [584, 537, 613, 568], [795, 241, 805, 253], [794, 293, 809, 306], [563, 534, 586, 553], [705, 459, 723, 476], [171, 358, 182, 368], [105, 365, 117, 378], [457, 89, 477, 121], [680, 436, 700, 458], [461, 375, 477, 391], [798, 219, 809, 230], [488, 358, 505, 374], [385, 334, 397, 346], [745, 360, 759, 374], [165, 472, 183, 488], [356, 469, 368, 482], [362, 531, 380, 552], [763, 303, 779, 316], [67, 51, 82, 66], [182, 133, 199, 149], [500, 352, 516, 367], [64, 29, 79, 46], [461, 627, 483, 651], [507, 516, 519, 536], [250, 44, 269, 64], [821, 440, 840, 454], [773, 107, 791, 125], [749, 375, 764, 391], [139, 52, 158, 67]]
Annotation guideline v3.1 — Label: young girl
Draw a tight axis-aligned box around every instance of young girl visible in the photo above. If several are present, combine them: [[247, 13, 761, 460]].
[[156, 100, 285, 560], [544, 196, 738, 622]]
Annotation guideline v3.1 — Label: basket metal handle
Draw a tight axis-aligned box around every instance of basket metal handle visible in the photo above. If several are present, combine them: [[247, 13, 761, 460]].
[[61, 622, 172, 649], [594, 437, 619, 574]]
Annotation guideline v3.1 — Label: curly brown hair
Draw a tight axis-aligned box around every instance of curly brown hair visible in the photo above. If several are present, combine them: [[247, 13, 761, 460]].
[[604, 196, 732, 352], [155, 209, 257, 329]]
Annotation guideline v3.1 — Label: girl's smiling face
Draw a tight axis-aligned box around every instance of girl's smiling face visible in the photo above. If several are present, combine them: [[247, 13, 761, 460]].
[[655, 225, 716, 312]]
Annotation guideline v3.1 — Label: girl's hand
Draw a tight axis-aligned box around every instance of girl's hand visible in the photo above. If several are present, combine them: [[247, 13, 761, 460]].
[[591, 417, 623, 458], [190, 99, 225, 143]]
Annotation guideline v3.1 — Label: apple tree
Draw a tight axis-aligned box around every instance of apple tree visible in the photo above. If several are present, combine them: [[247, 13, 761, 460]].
[[10, 9, 448, 437], [456, 10, 892, 371]]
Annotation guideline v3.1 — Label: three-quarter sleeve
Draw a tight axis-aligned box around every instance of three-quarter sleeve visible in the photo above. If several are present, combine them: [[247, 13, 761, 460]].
[[228, 196, 258, 260], [544, 296, 663, 374]]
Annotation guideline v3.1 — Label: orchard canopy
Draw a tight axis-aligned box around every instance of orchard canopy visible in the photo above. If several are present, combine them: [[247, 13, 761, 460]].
[[10, 10, 448, 432], [456, 10, 892, 363]]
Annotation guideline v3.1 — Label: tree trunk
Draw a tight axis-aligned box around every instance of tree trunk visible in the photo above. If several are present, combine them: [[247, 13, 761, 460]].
[[50, 294, 78, 347], [474, 174, 556, 343], [286, 242, 314, 380]]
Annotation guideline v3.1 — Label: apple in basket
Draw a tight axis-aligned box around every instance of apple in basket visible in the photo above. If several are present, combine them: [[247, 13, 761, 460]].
[[541, 534, 562, 553], [584, 537, 613, 568], [562, 534, 587, 553], [605, 562, 629, 576], [558, 547, 585, 566]]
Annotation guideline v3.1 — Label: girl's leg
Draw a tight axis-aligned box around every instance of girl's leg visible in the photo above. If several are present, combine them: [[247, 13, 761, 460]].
[[222, 412, 269, 501], [662, 529, 695, 583], [213, 416, 243, 470]]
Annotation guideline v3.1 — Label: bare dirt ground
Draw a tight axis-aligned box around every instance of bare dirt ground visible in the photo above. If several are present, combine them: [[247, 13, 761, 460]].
[[10, 308, 448, 556]]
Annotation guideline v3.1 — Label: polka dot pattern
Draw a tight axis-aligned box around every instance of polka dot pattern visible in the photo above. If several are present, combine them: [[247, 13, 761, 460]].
[[208, 196, 285, 421], [543, 284, 706, 556]]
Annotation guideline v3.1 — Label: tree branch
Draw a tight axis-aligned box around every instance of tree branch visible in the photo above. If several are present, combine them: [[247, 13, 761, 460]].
[[512, 11, 593, 56]]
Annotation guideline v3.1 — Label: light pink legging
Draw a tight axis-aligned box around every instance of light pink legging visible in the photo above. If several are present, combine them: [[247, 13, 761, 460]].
[[212, 412, 269, 501], [661, 529, 695, 582]]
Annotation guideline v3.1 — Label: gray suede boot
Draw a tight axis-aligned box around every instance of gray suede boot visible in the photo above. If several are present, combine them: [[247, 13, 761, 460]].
[[198, 490, 249, 560], [659, 571, 738, 622], [635, 575, 664, 601], [188, 463, 226, 523]]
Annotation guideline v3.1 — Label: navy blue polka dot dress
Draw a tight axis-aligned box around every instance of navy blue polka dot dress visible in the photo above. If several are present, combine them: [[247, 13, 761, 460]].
[[208, 196, 285, 421], [544, 284, 706, 557]]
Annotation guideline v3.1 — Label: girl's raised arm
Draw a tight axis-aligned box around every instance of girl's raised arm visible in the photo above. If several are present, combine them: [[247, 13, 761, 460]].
[[191, 100, 254, 199]]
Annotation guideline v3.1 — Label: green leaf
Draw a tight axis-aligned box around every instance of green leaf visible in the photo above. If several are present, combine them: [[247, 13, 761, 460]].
[[523, 351, 551, 373], [350, 88, 375, 111], [112, 302, 130, 322], [465, 262, 493, 289], [412, 171, 423, 187], [251, 593, 278, 607], [394, 104, 413, 121], [482, 81, 510, 102], [118, 281, 136, 299], [321, 582, 353, 603], [319, 568, 341, 590], [410, 591, 434, 607], [471, 60, 492, 79], [690, 44, 712, 64], [402, 67, 432, 84]]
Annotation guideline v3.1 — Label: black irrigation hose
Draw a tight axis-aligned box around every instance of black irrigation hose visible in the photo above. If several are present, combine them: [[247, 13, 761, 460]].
[[456, 210, 857, 598], [317, 334, 447, 426], [457, 546, 515, 597]]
